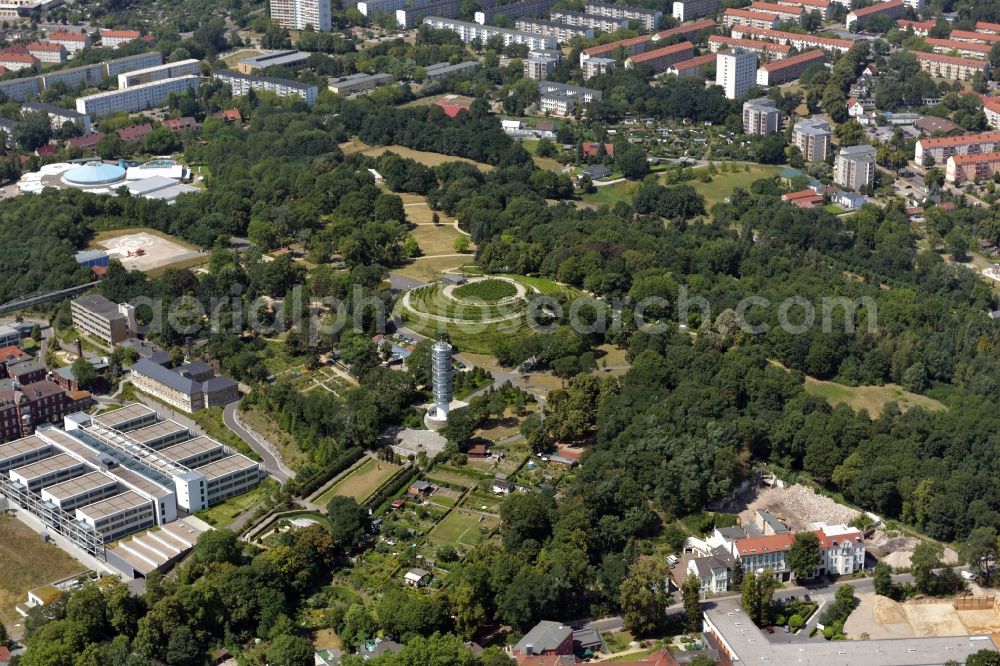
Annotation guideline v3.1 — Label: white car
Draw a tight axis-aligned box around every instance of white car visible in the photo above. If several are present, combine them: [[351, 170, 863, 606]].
[[962, 571, 977, 581]]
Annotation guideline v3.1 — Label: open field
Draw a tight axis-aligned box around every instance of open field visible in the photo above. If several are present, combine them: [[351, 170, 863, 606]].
[[687, 165, 782, 207], [428, 508, 497, 547], [338, 141, 494, 171], [403, 201, 437, 225], [394, 255, 470, 282], [195, 478, 278, 529], [221, 49, 263, 67], [844, 592, 1000, 640], [410, 223, 468, 256], [0, 516, 86, 626], [315, 458, 400, 505], [805, 379, 946, 417], [579, 180, 639, 207]]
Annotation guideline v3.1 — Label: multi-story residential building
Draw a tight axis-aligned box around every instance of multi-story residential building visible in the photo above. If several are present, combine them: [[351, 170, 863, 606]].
[[515, 18, 593, 42], [421, 17, 557, 50], [723, 7, 780, 29], [716, 48, 757, 100], [834, 144, 876, 190], [915, 130, 1000, 165], [743, 97, 780, 134], [846, 0, 903, 30], [667, 52, 716, 78], [0, 51, 39, 72], [976, 20, 1000, 34], [948, 29, 1000, 45], [584, 1, 662, 30], [76, 75, 200, 117], [730, 25, 853, 53], [914, 50, 990, 81], [946, 152, 1000, 183], [896, 18, 934, 35], [236, 50, 310, 74], [625, 40, 693, 73], [925, 37, 991, 60], [270, 0, 331, 30], [748, 0, 803, 22], [756, 48, 825, 86], [581, 56, 616, 79], [328, 72, 394, 95], [26, 42, 65, 64], [793, 118, 831, 162], [538, 81, 601, 116], [982, 95, 1000, 130], [394, 0, 462, 28], [423, 60, 480, 80], [0, 77, 40, 102], [709, 34, 791, 61], [356, 0, 409, 16], [654, 17, 716, 42], [548, 9, 630, 33], [213, 70, 318, 106], [580, 33, 652, 65], [71, 294, 135, 346], [128, 359, 238, 414], [524, 50, 562, 79], [21, 102, 91, 136], [672, 0, 722, 22], [814, 523, 866, 576], [39, 62, 104, 91], [99, 29, 142, 48], [0, 381, 85, 442], [775, 0, 830, 19], [733, 533, 795, 579], [687, 546, 734, 594], [103, 52, 165, 79], [118, 59, 201, 88], [46, 31, 91, 54], [474, 0, 561, 24]]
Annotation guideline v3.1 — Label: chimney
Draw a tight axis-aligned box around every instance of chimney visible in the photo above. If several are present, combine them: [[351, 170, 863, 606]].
[[75, 338, 83, 359]]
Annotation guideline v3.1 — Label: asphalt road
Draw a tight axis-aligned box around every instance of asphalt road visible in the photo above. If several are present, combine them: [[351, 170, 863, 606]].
[[222, 402, 292, 483]]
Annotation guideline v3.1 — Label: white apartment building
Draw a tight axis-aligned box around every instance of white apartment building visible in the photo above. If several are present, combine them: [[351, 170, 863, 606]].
[[270, 0, 332, 30], [70, 294, 135, 346], [213, 70, 318, 106], [584, 2, 661, 30], [538, 81, 601, 116], [672, 0, 722, 21], [582, 56, 616, 79], [914, 130, 1000, 165], [834, 144, 876, 190], [743, 97, 780, 135], [0, 52, 39, 72], [524, 52, 561, 80], [22, 102, 92, 136], [100, 29, 142, 48], [716, 48, 757, 100], [118, 59, 200, 88], [26, 42, 66, 64], [46, 31, 91, 54], [75, 75, 200, 117], [549, 10, 630, 33], [792, 118, 831, 162], [515, 18, 593, 42], [421, 17, 556, 50], [814, 523, 866, 575]]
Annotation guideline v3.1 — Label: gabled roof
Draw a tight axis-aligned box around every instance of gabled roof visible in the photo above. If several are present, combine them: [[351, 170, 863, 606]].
[[849, 0, 902, 18], [734, 532, 795, 556], [760, 48, 825, 71], [515, 620, 573, 654]]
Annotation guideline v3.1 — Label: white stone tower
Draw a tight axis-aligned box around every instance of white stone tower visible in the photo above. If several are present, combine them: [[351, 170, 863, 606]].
[[431, 340, 453, 418]]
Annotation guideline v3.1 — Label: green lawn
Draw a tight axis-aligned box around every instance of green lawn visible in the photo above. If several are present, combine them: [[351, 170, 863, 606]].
[[825, 204, 848, 215], [804, 379, 946, 418], [195, 478, 279, 529], [428, 509, 496, 546], [686, 165, 782, 207], [579, 180, 639, 207]]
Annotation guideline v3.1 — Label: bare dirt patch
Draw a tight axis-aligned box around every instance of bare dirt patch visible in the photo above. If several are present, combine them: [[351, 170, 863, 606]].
[[845, 593, 914, 639], [869, 530, 959, 568], [737, 484, 860, 532], [846, 592, 1000, 640]]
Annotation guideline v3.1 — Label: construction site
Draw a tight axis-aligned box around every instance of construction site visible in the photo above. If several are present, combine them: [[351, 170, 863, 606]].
[[845, 592, 1000, 641]]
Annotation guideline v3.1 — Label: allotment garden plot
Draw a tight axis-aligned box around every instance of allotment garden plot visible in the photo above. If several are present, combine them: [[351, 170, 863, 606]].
[[315, 458, 401, 505]]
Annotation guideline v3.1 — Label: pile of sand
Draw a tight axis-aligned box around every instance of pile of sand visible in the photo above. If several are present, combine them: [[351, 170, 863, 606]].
[[873, 595, 908, 625]]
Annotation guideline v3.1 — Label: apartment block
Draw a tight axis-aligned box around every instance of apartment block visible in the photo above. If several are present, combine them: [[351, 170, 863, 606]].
[[914, 51, 990, 81], [128, 359, 238, 414], [723, 7, 780, 29], [103, 51, 163, 78], [976, 21, 1000, 34], [748, 1, 803, 22], [0, 51, 39, 72], [356, 0, 409, 16], [213, 70, 318, 106], [846, 0, 902, 30], [716, 48, 757, 100], [474, 0, 561, 24], [580, 34, 652, 66], [730, 25, 853, 53], [76, 75, 199, 116], [982, 95, 1000, 130], [328, 72, 394, 95], [925, 37, 991, 60], [946, 152, 1000, 183], [743, 97, 780, 135], [834, 144, 876, 189], [672, 0, 722, 22], [625, 40, 694, 74], [99, 29, 142, 48], [46, 31, 91, 54], [896, 18, 935, 35], [756, 48, 825, 86], [949, 30, 1000, 45], [709, 34, 792, 61], [236, 50, 311, 73], [775, 0, 831, 19], [118, 59, 200, 88], [654, 17, 716, 42], [270, 0, 332, 30], [538, 81, 601, 116], [524, 51, 561, 79], [579, 56, 614, 79], [0, 78, 41, 102], [584, 2, 662, 30], [549, 10, 630, 33], [792, 118, 831, 162], [421, 16, 557, 50], [667, 52, 716, 78], [71, 294, 135, 346], [26, 42, 65, 64], [915, 131, 1000, 165], [395, 0, 462, 28], [22, 102, 91, 135], [515, 18, 594, 42]]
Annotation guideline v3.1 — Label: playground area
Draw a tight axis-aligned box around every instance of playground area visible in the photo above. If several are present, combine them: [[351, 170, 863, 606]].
[[95, 229, 206, 272]]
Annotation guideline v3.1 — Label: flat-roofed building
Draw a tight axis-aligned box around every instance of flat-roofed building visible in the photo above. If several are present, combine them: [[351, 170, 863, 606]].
[[75, 490, 155, 542], [196, 455, 263, 505], [625, 40, 694, 73], [743, 97, 780, 134], [236, 49, 311, 74], [0, 77, 41, 102], [947, 151, 1000, 183], [0, 435, 51, 472], [709, 34, 791, 61], [515, 18, 593, 42], [22, 102, 91, 135], [41, 470, 119, 512], [213, 70, 318, 106], [834, 143, 876, 189], [158, 436, 226, 468], [269, 0, 332, 31], [756, 48, 825, 86], [423, 60, 480, 80], [846, 0, 902, 29], [328, 72, 394, 95], [39, 62, 104, 90], [126, 420, 190, 450], [92, 403, 158, 432], [723, 7, 780, 29], [76, 75, 200, 117], [118, 59, 200, 88], [716, 48, 757, 100], [915, 50, 990, 81], [10, 452, 87, 492], [730, 25, 853, 53], [70, 294, 134, 346], [103, 51, 163, 78], [549, 9, 630, 32], [581, 56, 616, 79], [584, 2, 661, 30], [792, 117, 832, 162], [395, 0, 462, 28], [672, 0, 722, 22], [667, 52, 716, 78], [538, 81, 602, 116], [422, 16, 557, 50], [473, 0, 561, 23]]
